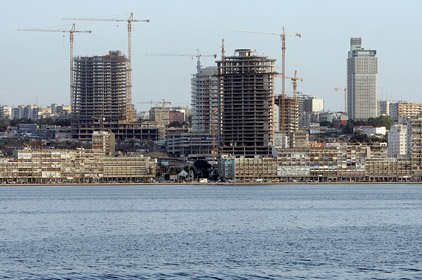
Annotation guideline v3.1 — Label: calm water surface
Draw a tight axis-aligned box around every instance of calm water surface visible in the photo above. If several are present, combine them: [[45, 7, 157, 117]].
[[0, 184, 421, 279]]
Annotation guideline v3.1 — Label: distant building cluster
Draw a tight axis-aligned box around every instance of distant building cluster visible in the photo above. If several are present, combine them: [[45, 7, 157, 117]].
[[0, 103, 70, 120], [2, 36, 422, 184]]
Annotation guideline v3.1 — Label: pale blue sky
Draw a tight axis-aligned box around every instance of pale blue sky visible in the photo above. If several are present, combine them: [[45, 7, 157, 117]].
[[0, 0, 421, 111]]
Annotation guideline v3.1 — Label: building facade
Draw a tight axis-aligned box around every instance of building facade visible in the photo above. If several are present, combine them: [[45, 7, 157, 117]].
[[388, 124, 409, 158], [347, 38, 378, 121], [191, 66, 218, 133], [71, 50, 158, 142]]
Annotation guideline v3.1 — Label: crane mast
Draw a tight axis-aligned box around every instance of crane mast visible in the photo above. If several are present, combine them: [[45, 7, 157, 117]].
[[230, 28, 301, 133], [17, 24, 92, 107], [335, 87, 348, 114]]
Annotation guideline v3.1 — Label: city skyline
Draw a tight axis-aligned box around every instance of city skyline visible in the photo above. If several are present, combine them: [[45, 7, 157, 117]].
[[0, 0, 421, 112]]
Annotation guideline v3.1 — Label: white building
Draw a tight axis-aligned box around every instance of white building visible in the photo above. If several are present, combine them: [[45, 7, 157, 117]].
[[388, 124, 409, 158], [354, 126, 386, 137]]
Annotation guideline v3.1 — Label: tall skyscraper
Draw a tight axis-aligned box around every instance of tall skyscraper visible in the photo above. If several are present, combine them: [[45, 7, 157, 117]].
[[217, 49, 276, 157], [191, 66, 218, 133], [347, 38, 378, 121]]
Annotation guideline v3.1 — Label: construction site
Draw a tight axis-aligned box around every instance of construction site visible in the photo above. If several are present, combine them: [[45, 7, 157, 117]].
[[217, 48, 276, 158]]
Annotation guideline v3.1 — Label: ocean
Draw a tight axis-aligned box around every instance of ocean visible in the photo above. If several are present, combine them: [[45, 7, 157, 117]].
[[0, 184, 421, 279]]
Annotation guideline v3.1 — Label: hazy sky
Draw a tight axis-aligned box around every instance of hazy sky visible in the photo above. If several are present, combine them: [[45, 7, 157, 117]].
[[1, 0, 421, 112]]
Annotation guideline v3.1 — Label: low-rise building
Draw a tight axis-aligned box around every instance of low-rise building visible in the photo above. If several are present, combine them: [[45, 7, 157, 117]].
[[0, 148, 156, 184], [354, 126, 387, 137], [365, 158, 412, 181]]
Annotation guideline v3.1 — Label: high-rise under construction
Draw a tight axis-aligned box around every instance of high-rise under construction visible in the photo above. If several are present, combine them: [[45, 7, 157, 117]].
[[191, 66, 218, 133], [217, 49, 276, 157], [71, 51, 138, 140]]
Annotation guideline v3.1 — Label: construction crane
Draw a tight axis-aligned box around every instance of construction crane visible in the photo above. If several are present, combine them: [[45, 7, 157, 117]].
[[137, 99, 172, 108], [231, 28, 301, 132], [18, 24, 92, 104], [335, 87, 347, 114], [146, 49, 217, 72], [63, 13, 150, 121], [211, 107, 218, 161], [286, 70, 303, 99]]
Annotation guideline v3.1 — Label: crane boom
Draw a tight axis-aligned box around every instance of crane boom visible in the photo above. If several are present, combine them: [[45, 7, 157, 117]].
[[63, 17, 149, 23], [18, 24, 92, 109], [146, 50, 217, 72], [230, 29, 279, 36], [17, 28, 91, 33]]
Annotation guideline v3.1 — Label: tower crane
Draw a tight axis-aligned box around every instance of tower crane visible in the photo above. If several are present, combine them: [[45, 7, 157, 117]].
[[146, 49, 217, 72], [231, 28, 302, 132], [17, 24, 92, 105], [211, 107, 218, 161], [335, 87, 347, 114], [137, 99, 172, 108], [285, 70, 303, 99], [63, 13, 150, 121]]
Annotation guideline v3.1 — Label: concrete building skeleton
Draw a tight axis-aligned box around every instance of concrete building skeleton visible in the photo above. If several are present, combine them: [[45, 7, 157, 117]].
[[191, 66, 219, 133], [217, 49, 276, 158], [71, 51, 158, 142]]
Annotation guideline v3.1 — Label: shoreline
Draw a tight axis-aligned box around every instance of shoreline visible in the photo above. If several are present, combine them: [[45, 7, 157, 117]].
[[0, 181, 421, 187]]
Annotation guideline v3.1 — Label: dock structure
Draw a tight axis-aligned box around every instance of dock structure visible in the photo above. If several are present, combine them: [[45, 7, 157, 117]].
[[217, 49, 276, 158]]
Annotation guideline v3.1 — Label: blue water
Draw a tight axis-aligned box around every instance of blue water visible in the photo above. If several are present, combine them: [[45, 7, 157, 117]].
[[0, 184, 421, 279]]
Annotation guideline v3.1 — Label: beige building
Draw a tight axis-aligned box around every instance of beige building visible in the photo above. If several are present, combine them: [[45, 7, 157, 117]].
[[409, 117, 422, 178], [0, 148, 156, 184], [398, 103, 422, 120], [220, 143, 414, 182], [92, 131, 116, 156], [365, 158, 412, 180]]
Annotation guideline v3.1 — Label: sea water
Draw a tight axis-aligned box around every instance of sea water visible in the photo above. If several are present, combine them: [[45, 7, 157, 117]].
[[0, 184, 421, 279]]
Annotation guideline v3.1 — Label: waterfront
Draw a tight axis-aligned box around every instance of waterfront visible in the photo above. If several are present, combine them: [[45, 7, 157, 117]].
[[0, 185, 421, 279]]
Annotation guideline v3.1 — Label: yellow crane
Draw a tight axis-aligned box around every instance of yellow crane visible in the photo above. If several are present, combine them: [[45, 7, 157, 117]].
[[231, 28, 301, 132], [17, 23, 92, 104], [63, 13, 150, 121], [335, 87, 347, 113], [286, 70, 303, 99], [146, 49, 217, 72]]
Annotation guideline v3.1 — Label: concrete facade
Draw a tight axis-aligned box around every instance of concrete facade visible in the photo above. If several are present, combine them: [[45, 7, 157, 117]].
[[191, 66, 218, 133], [347, 38, 378, 121]]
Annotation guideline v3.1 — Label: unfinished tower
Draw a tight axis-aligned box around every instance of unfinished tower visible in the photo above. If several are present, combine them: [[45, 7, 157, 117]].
[[191, 66, 219, 133], [71, 51, 135, 140], [217, 49, 276, 157], [276, 95, 299, 133]]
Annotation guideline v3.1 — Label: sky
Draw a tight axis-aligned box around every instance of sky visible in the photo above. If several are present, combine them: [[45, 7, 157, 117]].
[[0, 0, 421, 112]]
